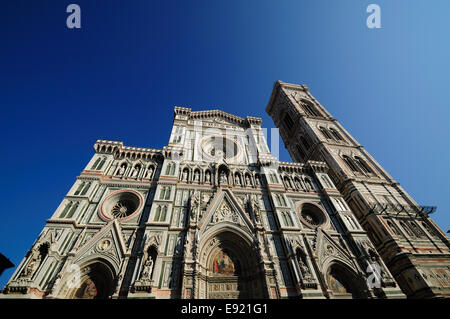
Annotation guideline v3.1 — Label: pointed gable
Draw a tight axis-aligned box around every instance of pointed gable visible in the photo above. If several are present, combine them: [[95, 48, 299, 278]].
[[198, 189, 254, 238], [72, 220, 128, 271]]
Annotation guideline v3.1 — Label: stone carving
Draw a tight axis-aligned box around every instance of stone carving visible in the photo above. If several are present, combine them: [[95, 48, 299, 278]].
[[194, 170, 200, 182], [117, 164, 126, 176], [182, 169, 189, 181], [131, 166, 139, 178], [249, 195, 261, 224], [190, 191, 200, 222], [212, 202, 239, 224], [255, 175, 261, 186], [235, 174, 241, 186], [145, 166, 154, 178], [21, 253, 41, 278], [219, 171, 227, 184], [205, 171, 211, 183], [140, 256, 154, 280], [245, 175, 251, 186], [297, 254, 313, 281]]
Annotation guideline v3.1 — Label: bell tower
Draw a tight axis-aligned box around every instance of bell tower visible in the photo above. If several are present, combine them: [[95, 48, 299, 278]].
[[266, 81, 450, 298]]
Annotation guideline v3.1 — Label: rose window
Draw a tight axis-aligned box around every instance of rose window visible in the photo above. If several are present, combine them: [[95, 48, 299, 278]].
[[299, 203, 327, 228], [100, 190, 142, 221], [111, 200, 133, 219], [200, 136, 240, 161]]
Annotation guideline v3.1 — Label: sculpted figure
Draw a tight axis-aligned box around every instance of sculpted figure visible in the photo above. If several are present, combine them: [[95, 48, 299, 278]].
[[140, 257, 154, 280]]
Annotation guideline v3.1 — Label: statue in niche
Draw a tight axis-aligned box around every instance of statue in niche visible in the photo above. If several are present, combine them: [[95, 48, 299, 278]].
[[245, 175, 251, 186], [255, 175, 261, 186], [297, 253, 313, 281], [367, 247, 390, 281], [140, 256, 154, 280], [131, 166, 139, 178], [219, 171, 227, 184], [304, 177, 313, 191], [205, 171, 211, 183], [250, 195, 261, 224], [190, 191, 200, 222], [21, 248, 43, 278], [182, 169, 189, 181], [145, 166, 153, 178], [22, 255, 41, 278], [235, 174, 241, 186], [117, 164, 126, 176], [194, 170, 200, 182]]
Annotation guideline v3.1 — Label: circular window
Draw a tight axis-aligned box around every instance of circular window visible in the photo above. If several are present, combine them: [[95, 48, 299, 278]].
[[299, 203, 327, 228], [199, 136, 240, 161], [100, 190, 142, 221]]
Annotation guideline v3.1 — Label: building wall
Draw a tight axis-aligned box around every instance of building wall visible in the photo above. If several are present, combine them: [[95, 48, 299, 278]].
[[266, 81, 450, 298], [2, 102, 412, 299]]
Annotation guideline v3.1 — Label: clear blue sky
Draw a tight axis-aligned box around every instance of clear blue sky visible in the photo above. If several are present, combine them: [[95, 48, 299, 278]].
[[1, 0, 449, 288]]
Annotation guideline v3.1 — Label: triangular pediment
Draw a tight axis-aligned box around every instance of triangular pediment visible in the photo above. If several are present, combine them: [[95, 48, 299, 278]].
[[315, 228, 354, 271], [72, 220, 127, 269], [198, 189, 254, 237]]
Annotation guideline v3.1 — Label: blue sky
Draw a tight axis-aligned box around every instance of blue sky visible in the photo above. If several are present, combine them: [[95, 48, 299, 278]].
[[0, 0, 449, 288]]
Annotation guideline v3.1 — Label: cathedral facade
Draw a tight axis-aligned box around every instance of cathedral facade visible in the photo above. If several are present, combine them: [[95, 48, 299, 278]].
[[2, 81, 449, 299]]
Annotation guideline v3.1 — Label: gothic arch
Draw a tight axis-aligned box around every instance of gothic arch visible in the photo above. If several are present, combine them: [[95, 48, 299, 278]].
[[323, 260, 368, 299], [196, 226, 266, 299], [57, 258, 117, 299]]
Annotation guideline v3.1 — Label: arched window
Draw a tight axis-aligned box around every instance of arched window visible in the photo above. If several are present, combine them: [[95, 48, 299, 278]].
[[319, 127, 333, 140], [274, 194, 280, 206], [96, 157, 106, 170], [59, 202, 72, 218], [272, 173, 279, 183], [280, 194, 287, 206], [296, 145, 305, 159], [80, 182, 91, 196], [91, 158, 101, 170], [283, 113, 295, 131], [355, 157, 373, 174], [74, 182, 84, 195], [66, 202, 79, 219], [161, 206, 167, 221], [409, 221, 424, 237], [301, 100, 320, 117], [399, 221, 414, 237], [300, 136, 310, 150], [321, 175, 332, 188], [284, 177, 292, 189], [165, 163, 172, 175], [281, 212, 289, 226], [154, 206, 161, 221], [343, 156, 361, 173], [165, 187, 171, 200], [422, 221, 439, 237], [330, 128, 343, 141], [286, 212, 294, 226], [304, 177, 314, 191]]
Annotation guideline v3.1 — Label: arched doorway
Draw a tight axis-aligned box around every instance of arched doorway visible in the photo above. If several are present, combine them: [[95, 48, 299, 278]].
[[325, 262, 368, 299], [197, 230, 266, 299], [65, 260, 116, 299]]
